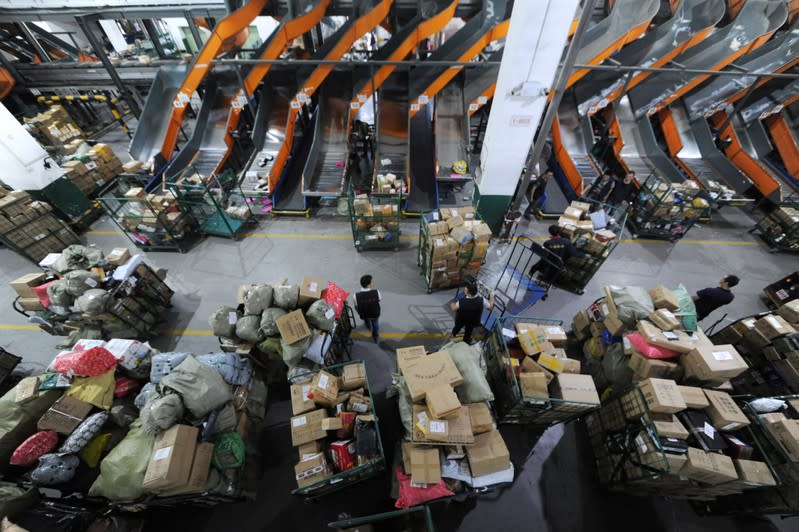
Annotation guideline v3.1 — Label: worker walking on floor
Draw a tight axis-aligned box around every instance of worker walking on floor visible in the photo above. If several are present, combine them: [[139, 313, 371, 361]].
[[450, 279, 494, 345], [354, 274, 381, 343], [693, 275, 739, 321]]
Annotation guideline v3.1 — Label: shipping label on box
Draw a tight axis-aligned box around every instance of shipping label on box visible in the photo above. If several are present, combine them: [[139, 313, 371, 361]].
[[412, 405, 474, 445]]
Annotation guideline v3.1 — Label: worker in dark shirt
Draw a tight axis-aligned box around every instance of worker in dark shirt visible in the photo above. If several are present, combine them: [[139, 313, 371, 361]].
[[693, 275, 739, 321], [354, 274, 381, 343], [450, 280, 494, 344], [529, 225, 586, 283], [607, 171, 637, 206], [586, 172, 615, 202], [523, 170, 553, 220]]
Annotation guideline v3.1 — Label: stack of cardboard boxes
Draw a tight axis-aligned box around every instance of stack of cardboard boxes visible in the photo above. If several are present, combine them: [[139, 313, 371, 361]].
[[711, 301, 799, 395], [0, 190, 80, 262], [351, 194, 401, 244], [554, 201, 619, 287], [587, 378, 776, 500], [23, 105, 83, 153], [423, 207, 492, 290], [114, 185, 187, 243], [632, 178, 708, 238], [61, 143, 125, 196], [396, 346, 511, 487], [754, 203, 799, 251], [290, 362, 382, 490]]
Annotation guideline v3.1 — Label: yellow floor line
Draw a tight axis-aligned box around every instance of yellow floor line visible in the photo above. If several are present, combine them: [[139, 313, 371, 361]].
[[0, 324, 41, 331]]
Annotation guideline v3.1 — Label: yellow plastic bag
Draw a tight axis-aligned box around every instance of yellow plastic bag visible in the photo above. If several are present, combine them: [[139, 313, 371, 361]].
[[79, 432, 111, 468], [65, 370, 115, 410]]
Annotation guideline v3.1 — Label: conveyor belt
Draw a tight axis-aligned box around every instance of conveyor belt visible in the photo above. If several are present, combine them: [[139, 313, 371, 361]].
[[407, 101, 437, 212], [373, 71, 409, 190], [735, 114, 796, 195], [434, 76, 469, 179], [557, 96, 600, 183], [129, 65, 187, 165], [667, 102, 720, 182]]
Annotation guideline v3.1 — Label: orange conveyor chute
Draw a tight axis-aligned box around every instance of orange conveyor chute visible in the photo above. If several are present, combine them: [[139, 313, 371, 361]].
[[0, 68, 14, 100], [551, 117, 584, 195], [711, 111, 781, 201], [408, 18, 510, 119], [656, 107, 700, 182], [765, 112, 799, 178], [467, 82, 497, 116], [265, 0, 394, 192], [159, 0, 270, 163], [213, 0, 331, 175], [349, 0, 458, 116]]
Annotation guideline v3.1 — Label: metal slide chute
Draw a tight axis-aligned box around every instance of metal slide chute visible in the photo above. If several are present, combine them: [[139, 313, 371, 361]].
[[764, 110, 799, 183], [575, 0, 725, 116], [373, 71, 410, 198], [434, 73, 469, 180], [565, 0, 660, 88], [628, 0, 788, 119], [551, 93, 601, 196], [265, 0, 394, 196]]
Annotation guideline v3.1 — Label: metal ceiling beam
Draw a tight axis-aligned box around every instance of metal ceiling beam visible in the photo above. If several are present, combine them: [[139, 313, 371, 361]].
[[26, 22, 81, 57]]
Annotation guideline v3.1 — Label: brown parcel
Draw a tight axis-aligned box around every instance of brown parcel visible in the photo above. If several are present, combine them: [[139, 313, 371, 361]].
[[105, 247, 131, 266], [37, 396, 93, 434], [639, 378, 686, 414], [551, 374, 600, 405], [412, 405, 474, 445], [295, 453, 331, 488], [143, 424, 199, 491], [276, 310, 312, 344], [651, 413, 689, 439], [298, 275, 325, 307], [755, 315, 797, 340], [10, 273, 46, 299], [628, 351, 679, 380], [682, 344, 748, 381], [778, 300, 799, 323], [649, 285, 679, 311], [160, 442, 214, 496], [321, 418, 343, 431], [541, 324, 568, 346], [425, 384, 461, 419], [341, 362, 366, 390], [467, 403, 493, 434], [467, 430, 510, 477], [603, 314, 625, 336], [298, 440, 323, 461], [290, 383, 315, 415], [403, 350, 464, 402], [519, 373, 548, 398], [409, 445, 441, 485], [679, 447, 738, 485], [520, 356, 554, 384], [678, 385, 710, 409], [703, 389, 750, 431], [396, 346, 427, 375], [15, 377, 39, 405], [310, 370, 339, 407], [649, 309, 681, 331], [769, 419, 799, 461], [734, 459, 777, 487], [290, 409, 327, 446]]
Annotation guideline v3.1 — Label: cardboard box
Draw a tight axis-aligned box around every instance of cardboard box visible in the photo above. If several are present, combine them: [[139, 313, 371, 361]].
[[396, 346, 426, 375], [409, 445, 441, 484], [649, 286, 679, 311], [755, 315, 796, 340], [290, 383, 315, 415], [17, 297, 45, 311], [298, 275, 325, 307], [520, 357, 554, 384], [628, 351, 680, 380], [519, 372, 549, 398], [573, 309, 591, 334], [515, 323, 546, 355], [322, 418, 343, 431], [290, 409, 327, 446], [276, 310, 312, 344], [703, 390, 750, 431], [341, 362, 366, 390], [682, 344, 748, 382], [37, 396, 93, 434], [425, 384, 461, 419], [680, 447, 738, 485], [649, 309, 681, 331], [760, 412, 787, 425], [734, 459, 777, 487], [329, 440, 357, 472], [467, 403, 493, 434], [652, 413, 689, 439], [778, 300, 799, 323], [466, 430, 510, 477], [537, 353, 565, 374], [143, 425, 199, 491], [412, 405, 474, 444], [604, 314, 625, 336], [561, 358, 581, 374], [723, 433, 754, 460], [310, 370, 339, 407], [639, 378, 686, 414], [678, 385, 710, 409], [298, 441, 323, 462], [160, 442, 214, 496], [770, 419, 799, 461], [105, 247, 131, 266], [403, 350, 463, 402], [550, 374, 599, 405], [15, 377, 39, 404], [589, 321, 606, 338], [295, 453, 331, 488], [10, 273, 46, 299], [542, 325, 567, 346]]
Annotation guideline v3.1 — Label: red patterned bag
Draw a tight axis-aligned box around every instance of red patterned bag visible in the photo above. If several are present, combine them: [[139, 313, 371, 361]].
[[627, 332, 679, 360], [114, 376, 141, 398], [10, 430, 59, 466], [31, 280, 58, 309], [322, 282, 349, 319], [394, 467, 454, 509], [53, 346, 117, 376]]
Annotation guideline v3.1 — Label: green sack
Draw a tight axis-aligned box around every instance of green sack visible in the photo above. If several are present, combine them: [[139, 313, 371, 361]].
[[212, 432, 245, 469], [609, 286, 654, 327], [281, 335, 312, 369], [64, 269, 101, 296], [88, 419, 155, 501], [0, 384, 61, 475], [272, 284, 299, 310], [441, 341, 494, 403], [602, 343, 632, 391], [305, 300, 335, 332], [259, 307, 287, 337], [255, 337, 283, 361], [160, 355, 232, 418], [243, 284, 273, 315], [209, 306, 240, 338], [54, 244, 104, 273], [235, 315, 264, 343], [394, 374, 413, 437], [673, 284, 698, 333]]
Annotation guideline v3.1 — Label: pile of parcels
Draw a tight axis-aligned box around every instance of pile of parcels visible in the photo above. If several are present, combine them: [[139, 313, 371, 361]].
[[757, 203, 799, 250], [0, 190, 80, 262], [499, 322, 600, 410], [373, 173, 405, 195], [636, 179, 708, 230], [61, 143, 124, 196], [210, 277, 349, 375], [704, 179, 739, 204], [711, 300, 799, 395], [555, 200, 620, 283], [23, 106, 83, 153], [391, 343, 513, 508], [351, 194, 400, 244], [586, 377, 777, 500], [289, 362, 382, 491], [9, 244, 173, 345], [0, 342, 265, 505], [117, 185, 189, 245], [424, 206, 492, 290]]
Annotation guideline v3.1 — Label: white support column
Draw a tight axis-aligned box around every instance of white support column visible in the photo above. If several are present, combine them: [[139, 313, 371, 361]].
[[475, 0, 579, 229], [0, 103, 64, 190]]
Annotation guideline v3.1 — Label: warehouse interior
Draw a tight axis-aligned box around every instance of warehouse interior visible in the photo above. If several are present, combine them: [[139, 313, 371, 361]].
[[2, 0, 799, 531]]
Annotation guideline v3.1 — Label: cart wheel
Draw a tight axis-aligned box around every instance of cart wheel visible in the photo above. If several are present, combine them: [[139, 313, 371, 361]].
[[427, 288, 433, 294], [356, 246, 361, 253], [576, 289, 584, 295], [541, 294, 548, 301], [631, 233, 638, 239]]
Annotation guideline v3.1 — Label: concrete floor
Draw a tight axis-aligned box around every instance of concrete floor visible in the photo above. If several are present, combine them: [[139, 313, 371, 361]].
[[2, 126, 799, 530]]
